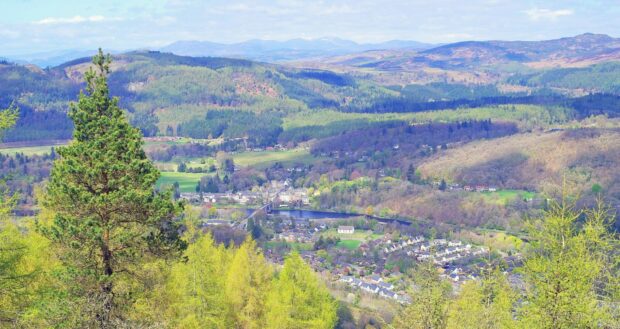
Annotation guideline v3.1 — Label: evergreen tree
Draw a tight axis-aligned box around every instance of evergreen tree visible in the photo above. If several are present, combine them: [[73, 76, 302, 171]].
[[406, 164, 416, 183], [439, 179, 447, 191], [41, 50, 184, 328], [265, 251, 338, 329]]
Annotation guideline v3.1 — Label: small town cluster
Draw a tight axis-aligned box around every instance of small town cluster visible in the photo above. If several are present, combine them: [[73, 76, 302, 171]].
[[237, 212, 513, 304]]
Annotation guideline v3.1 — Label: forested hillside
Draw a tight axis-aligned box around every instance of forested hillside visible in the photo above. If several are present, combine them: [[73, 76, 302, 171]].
[[2, 34, 620, 144]]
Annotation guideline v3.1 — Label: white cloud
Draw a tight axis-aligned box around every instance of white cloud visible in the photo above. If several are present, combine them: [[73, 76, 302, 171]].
[[33, 15, 121, 25], [524, 8, 574, 21]]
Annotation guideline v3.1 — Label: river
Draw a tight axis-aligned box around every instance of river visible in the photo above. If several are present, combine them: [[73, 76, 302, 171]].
[[245, 208, 412, 226]]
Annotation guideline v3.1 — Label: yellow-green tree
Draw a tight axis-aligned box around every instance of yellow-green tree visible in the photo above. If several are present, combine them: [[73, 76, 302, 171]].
[[518, 199, 619, 329], [446, 268, 516, 329], [166, 233, 231, 328], [392, 261, 451, 329], [225, 237, 273, 329], [265, 251, 338, 329]]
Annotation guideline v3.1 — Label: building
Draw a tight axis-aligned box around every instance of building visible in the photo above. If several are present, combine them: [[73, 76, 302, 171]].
[[337, 226, 355, 234]]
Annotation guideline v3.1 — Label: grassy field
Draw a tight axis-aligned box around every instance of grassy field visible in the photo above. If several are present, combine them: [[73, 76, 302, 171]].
[[0, 138, 215, 157], [157, 171, 207, 192], [320, 228, 382, 241], [480, 189, 537, 205], [336, 240, 362, 250], [0, 144, 59, 156], [232, 148, 319, 168]]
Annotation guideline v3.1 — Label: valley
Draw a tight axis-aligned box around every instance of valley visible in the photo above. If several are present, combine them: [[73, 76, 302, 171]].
[[1, 32, 620, 328]]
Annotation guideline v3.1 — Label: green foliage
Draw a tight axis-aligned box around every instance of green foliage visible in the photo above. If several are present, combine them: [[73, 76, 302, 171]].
[[166, 234, 231, 328], [392, 261, 451, 329], [265, 251, 338, 329], [508, 62, 620, 94], [41, 50, 184, 327], [130, 109, 159, 137], [518, 199, 619, 328], [225, 237, 273, 329], [177, 109, 283, 146], [446, 268, 516, 329]]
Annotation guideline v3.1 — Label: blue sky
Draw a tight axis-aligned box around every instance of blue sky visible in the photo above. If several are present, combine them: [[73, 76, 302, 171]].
[[1, 0, 619, 55]]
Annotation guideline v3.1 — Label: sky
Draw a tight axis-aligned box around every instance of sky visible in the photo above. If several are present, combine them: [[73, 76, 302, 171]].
[[1, 0, 619, 55]]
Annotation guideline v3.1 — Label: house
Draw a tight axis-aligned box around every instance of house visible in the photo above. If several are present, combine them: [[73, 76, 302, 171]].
[[368, 274, 383, 283], [338, 226, 355, 234]]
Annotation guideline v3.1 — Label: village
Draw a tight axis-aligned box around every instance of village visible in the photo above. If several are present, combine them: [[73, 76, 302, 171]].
[[238, 210, 518, 305], [176, 176, 525, 305]]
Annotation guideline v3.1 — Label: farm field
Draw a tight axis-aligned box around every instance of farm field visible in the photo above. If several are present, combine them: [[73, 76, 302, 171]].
[[0, 144, 58, 156], [232, 148, 319, 168], [479, 189, 537, 205], [320, 228, 382, 241], [0, 138, 215, 157], [157, 171, 207, 192], [336, 239, 362, 250]]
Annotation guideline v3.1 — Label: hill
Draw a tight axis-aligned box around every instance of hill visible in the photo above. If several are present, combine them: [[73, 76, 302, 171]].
[[2, 34, 620, 144], [418, 126, 620, 199], [300, 33, 620, 85]]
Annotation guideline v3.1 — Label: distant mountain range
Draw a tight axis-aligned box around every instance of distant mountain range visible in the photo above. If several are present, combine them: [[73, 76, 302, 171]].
[[1, 38, 434, 67], [313, 33, 620, 72], [3, 34, 618, 68], [159, 38, 435, 62]]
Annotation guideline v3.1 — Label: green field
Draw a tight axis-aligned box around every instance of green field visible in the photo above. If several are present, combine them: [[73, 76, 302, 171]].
[[480, 189, 537, 205], [232, 148, 319, 168], [157, 171, 207, 192], [320, 228, 382, 241], [0, 144, 59, 156], [336, 240, 362, 250]]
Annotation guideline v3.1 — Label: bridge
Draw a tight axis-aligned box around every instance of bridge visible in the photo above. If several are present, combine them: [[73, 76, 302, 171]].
[[233, 187, 285, 230]]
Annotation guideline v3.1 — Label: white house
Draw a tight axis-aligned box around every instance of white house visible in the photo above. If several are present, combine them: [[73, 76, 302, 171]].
[[337, 226, 355, 234]]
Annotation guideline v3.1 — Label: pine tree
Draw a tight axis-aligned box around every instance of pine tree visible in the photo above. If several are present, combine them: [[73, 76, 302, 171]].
[[265, 251, 338, 329], [225, 237, 273, 329], [406, 164, 416, 183], [41, 50, 184, 328]]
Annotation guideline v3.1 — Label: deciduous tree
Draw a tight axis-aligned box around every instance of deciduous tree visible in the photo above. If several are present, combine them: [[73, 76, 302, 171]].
[[266, 251, 338, 329]]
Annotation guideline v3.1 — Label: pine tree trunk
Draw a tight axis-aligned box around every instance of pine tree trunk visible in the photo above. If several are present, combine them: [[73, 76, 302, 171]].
[[98, 229, 114, 328]]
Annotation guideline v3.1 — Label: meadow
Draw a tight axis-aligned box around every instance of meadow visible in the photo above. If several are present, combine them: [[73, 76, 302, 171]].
[[479, 189, 537, 205], [232, 148, 320, 168], [320, 228, 382, 241], [157, 171, 207, 192], [0, 144, 58, 156]]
